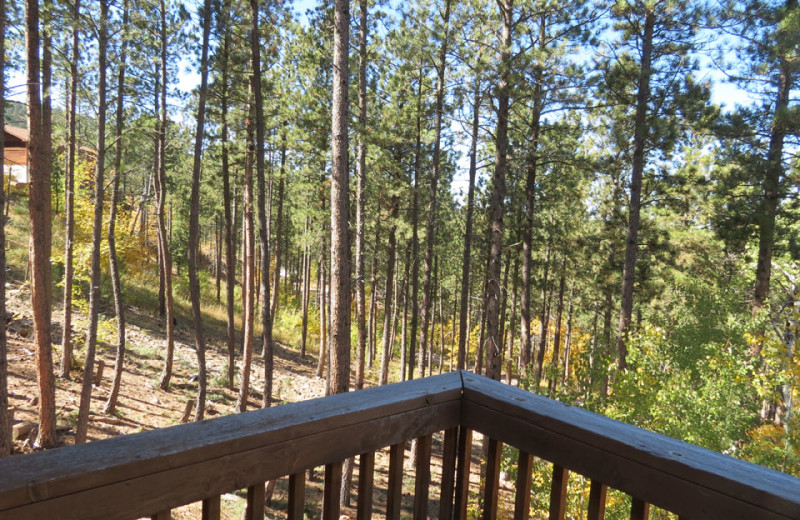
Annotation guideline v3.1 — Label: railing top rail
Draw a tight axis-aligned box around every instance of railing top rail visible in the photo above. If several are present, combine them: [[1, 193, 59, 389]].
[[0, 372, 462, 518], [460, 372, 800, 520], [1, 370, 799, 520]]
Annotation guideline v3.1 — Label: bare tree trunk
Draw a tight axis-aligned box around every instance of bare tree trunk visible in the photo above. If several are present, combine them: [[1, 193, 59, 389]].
[[156, 0, 175, 390], [316, 255, 328, 379], [215, 217, 222, 303], [104, 0, 130, 416], [367, 226, 379, 369], [562, 284, 574, 388], [271, 127, 286, 320], [75, 0, 108, 444], [60, 0, 80, 380], [409, 68, 423, 381], [506, 256, 519, 381], [26, 0, 56, 441], [236, 100, 256, 413], [354, 0, 369, 391], [484, 0, 513, 382], [548, 258, 566, 397], [617, 8, 654, 371], [187, 0, 213, 420], [534, 242, 551, 384], [219, 11, 235, 389], [399, 245, 410, 381], [457, 74, 481, 371], [475, 247, 491, 375], [379, 200, 399, 385], [250, 0, 273, 409], [300, 217, 311, 358], [0, 0, 8, 457], [520, 26, 545, 373], [419, 0, 452, 380], [438, 266, 445, 374]]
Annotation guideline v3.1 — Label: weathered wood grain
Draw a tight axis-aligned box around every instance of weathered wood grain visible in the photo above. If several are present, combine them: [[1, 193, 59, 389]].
[[439, 427, 458, 520], [322, 462, 342, 520], [482, 437, 501, 520], [453, 427, 472, 520], [549, 465, 568, 520], [0, 401, 458, 519], [413, 434, 432, 520], [386, 442, 405, 520], [461, 372, 800, 520], [513, 451, 533, 520], [0, 372, 462, 513], [356, 451, 374, 520], [201, 495, 220, 520], [288, 472, 305, 520], [587, 481, 607, 520]]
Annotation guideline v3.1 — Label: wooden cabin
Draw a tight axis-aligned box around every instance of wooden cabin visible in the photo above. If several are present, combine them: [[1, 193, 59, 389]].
[[3, 125, 29, 184]]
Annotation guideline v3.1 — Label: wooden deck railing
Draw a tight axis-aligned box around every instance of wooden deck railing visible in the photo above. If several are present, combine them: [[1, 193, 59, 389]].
[[0, 371, 798, 520]]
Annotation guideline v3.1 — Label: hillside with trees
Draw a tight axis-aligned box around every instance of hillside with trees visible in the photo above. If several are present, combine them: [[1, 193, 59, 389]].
[[0, 0, 799, 514]]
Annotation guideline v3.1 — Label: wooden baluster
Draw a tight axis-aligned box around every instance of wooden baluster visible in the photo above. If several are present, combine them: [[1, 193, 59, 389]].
[[245, 484, 266, 520], [288, 471, 306, 520], [202, 495, 221, 520], [482, 437, 502, 520], [630, 498, 650, 520], [454, 427, 473, 520], [549, 465, 568, 520], [587, 481, 607, 520], [150, 511, 171, 520], [439, 428, 458, 520], [414, 434, 433, 520], [357, 451, 375, 520], [513, 451, 534, 520], [323, 461, 343, 520], [386, 442, 406, 520]]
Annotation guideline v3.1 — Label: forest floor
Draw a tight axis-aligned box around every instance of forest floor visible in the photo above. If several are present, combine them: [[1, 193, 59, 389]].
[[4, 274, 518, 519]]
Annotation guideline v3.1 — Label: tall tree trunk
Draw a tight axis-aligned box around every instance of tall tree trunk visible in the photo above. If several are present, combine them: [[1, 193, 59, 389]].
[[0, 0, 8, 457], [379, 200, 399, 385], [219, 11, 235, 389], [187, 0, 213, 420], [271, 127, 286, 320], [520, 24, 545, 372], [419, 0, 452, 379], [330, 0, 352, 398], [316, 245, 328, 379], [60, 0, 80, 380], [507, 256, 519, 379], [617, 8, 654, 371], [75, 0, 108, 444], [367, 225, 380, 369], [457, 74, 481, 371], [562, 284, 575, 388], [400, 243, 410, 381], [26, 0, 56, 444], [409, 67, 423, 380], [300, 217, 311, 357], [156, 0, 175, 390], [534, 242, 552, 384], [752, 1, 795, 315], [354, 0, 369, 390], [250, 0, 273, 409], [548, 258, 566, 396], [236, 100, 256, 413], [485, 0, 513, 381], [438, 264, 445, 374], [104, 0, 130, 416]]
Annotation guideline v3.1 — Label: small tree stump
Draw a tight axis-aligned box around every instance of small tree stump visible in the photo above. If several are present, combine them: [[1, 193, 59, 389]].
[[94, 359, 105, 386], [180, 399, 195, 423]]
